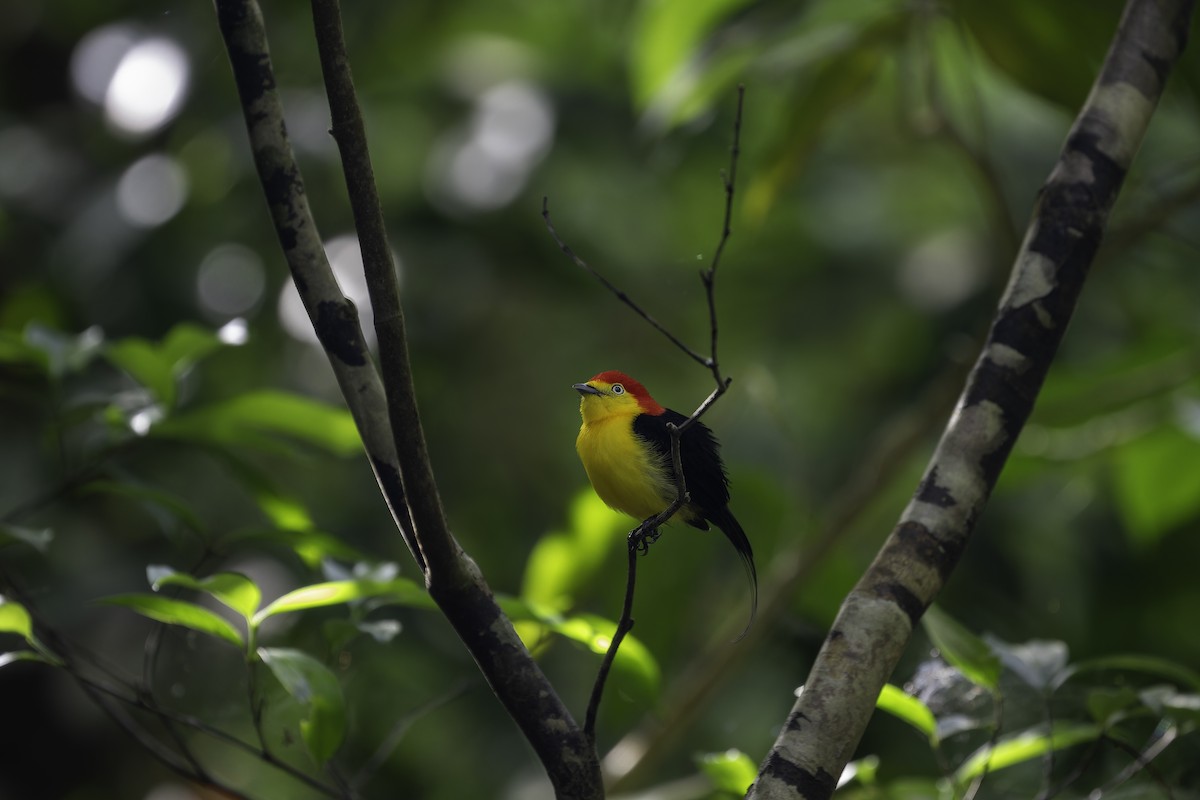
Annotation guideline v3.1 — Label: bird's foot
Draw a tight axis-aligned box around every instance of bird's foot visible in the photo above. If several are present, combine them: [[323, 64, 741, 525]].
[[628, 524, 662, 555]]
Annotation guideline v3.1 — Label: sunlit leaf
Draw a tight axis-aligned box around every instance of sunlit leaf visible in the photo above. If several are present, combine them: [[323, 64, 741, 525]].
[[0, 597, 34, 640], [839, 756, 880, 788], [102, 594, 243, 648], [252, 577, 432, 626], [954, 723, 1102, 783], [876, 683, 938, 745], [922, 605, 1000, 690], [560, 613, 660, 702], [1112, 428, 1200, 546], [0, 650, 53, 669], [697, 748, 757, 795], [153, 390, 361, 457], [0, 524, 53, 553], [522, 490, 626, 613], [629, 0, 754, 108], [149, 566, 261, 621], [258, 647, 345, 764]]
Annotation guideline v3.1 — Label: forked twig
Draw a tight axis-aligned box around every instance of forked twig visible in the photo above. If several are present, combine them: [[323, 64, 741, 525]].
[[541, 200, 709, 369], [564, 85, 747, 745]]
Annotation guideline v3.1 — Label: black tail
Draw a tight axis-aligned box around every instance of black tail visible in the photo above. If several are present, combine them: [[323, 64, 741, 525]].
[[707, 506, 757, 640]]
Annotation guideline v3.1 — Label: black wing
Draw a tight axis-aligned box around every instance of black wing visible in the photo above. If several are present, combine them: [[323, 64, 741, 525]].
[[633, 409, 729, 522], [634, 409, 757, 635]]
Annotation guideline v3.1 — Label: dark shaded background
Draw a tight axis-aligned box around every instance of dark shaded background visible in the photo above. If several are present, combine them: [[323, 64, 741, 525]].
[[3, 0, 1200, 797]]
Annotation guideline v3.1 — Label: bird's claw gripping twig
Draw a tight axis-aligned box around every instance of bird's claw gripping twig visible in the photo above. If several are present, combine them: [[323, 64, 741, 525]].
[[628, 525, 662, 555]]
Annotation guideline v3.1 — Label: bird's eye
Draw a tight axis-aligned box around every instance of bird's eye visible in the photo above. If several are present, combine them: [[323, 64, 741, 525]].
[[611, 384, 624, 394]]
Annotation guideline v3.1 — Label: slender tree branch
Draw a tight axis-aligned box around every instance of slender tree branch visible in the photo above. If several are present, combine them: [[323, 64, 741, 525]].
[[584, 543, 639, 743], [211, 0, 417, 572], [308, 0, 424, 572], [213, 1, 600, 795], [749, 2, 1195, 798], [567, 89, 746, 744]]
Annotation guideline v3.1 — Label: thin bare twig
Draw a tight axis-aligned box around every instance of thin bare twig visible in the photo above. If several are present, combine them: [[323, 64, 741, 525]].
[[541, 198, 710, 369], [562, 86, 747, 745], [584, 544, 639, 743]]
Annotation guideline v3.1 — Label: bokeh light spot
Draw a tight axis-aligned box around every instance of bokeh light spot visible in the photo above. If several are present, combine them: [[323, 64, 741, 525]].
[[426, 80, 555, 214], [71, 23, 138, 105], [196, 244, 266, 318], [104, 37, 190, 136], [116, 154, 188, 228]]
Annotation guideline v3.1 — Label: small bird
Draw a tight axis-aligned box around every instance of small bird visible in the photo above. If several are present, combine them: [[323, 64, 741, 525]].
[[573, 370, 757, 633]]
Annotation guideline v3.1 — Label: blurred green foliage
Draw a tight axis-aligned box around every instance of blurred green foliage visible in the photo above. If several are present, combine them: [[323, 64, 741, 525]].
[[3, 0, 1200, 797]]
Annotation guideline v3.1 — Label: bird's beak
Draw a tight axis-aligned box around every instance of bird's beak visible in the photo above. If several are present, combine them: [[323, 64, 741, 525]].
[[572, 382, 602, 396]]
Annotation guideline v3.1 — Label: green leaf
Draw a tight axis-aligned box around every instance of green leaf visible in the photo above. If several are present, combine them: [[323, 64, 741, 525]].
[[105, 324, 224, 409], [840, 756, 880, 788], [0, 524, 53, 553], [744, 11, 899, 220], [24, 324, 104, 378], [153, 391, 362, 457], [1138, 685, 1200, 727], [954, 723, 1102, 783], [1112, 427, 1200, 546], [697, 748, 757, 795], [355, 620, 402, 643], [1056, 654, 1200, 693], [258, 647, 345, 764], [951, 0, 1121, 110], [221, 526, 366, 569], [987, 637, 1068, 691], [563, 613, 660, 703], [522, 490, 627, 613], [106, 338, 176, 409], [0, 597, 34, 640], [0, 650, 53, 669], [149, 566, 261, 621], [922, 605, 1001, 690], [0, 330, 52, 372], [102, 594, 243, 648], [1085, 686, 1140, 725], [629, 0, 754, 108], [80, 480, 204, 537], [252, 577, 431, 626], [876, 683, 938, 745], [160, 323, 225, 371]]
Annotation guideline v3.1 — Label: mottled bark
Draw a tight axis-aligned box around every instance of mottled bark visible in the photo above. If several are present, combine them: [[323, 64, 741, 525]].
[[749, 1, 1196, 797]]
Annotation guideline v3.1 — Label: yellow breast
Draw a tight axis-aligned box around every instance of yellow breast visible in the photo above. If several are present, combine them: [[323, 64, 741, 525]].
[[576, 413, 676, 522]]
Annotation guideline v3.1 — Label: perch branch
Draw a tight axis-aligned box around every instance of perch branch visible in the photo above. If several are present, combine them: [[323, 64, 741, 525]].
[[562, 87, 746, 742], [749, 2, 1195, 797]]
